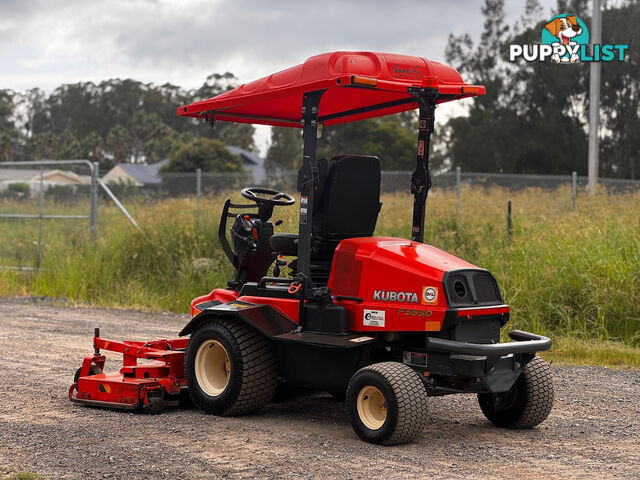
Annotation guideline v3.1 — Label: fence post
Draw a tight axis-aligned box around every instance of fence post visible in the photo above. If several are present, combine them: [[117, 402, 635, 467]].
[[37, 169, 44, 269], [455, 166, 461, 217], [507, 200, 512, 240], [572, 171, 577, 211], [90, 162, 99, 237], [196, 168, 202, 226]]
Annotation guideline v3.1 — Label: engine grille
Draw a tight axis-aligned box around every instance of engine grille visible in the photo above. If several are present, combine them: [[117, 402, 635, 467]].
[[443, 269, 502, 307], [473, 272, 502, 303]]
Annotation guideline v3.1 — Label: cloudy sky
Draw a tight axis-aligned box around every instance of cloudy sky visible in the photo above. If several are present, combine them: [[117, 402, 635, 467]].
[[0, 0, 558, 152]]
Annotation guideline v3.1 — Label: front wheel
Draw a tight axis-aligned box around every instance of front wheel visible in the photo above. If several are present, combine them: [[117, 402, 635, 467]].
[[346, 362, 428, 445], [184, 319, 278, 416], [478, 355, 554, 428]]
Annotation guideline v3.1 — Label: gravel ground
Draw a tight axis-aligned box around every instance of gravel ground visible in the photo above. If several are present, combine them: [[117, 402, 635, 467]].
[[0, 298, 638, 480]]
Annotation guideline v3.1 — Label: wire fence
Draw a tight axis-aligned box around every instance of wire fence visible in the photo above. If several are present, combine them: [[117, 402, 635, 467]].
[[2, 161, 639, 270], [149, 169, 640, 199]]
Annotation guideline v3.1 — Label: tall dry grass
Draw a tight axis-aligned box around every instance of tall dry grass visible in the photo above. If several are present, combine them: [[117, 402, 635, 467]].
[[1, 186, 639, 361]]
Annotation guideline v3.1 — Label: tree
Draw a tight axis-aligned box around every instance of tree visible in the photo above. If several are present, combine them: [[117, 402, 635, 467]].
[[440, 0, 592, 174], [265, 127, 302, 177], [440, 0, 640, 177], [0, 89, 22, 161], [162, 138, 243, 173], [264, 116, 417, 174], [0, 90, 15, 131], [105, 125, 133, 165], [3, 73, 256, 167], [316, 117, 416, 170], [596, 1, 640, 178]]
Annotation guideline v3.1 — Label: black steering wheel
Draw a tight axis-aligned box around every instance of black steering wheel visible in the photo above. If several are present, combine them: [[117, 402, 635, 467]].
[[241, 187, 295, 206]]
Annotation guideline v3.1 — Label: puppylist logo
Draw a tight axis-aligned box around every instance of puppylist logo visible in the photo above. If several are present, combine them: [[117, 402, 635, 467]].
[[509, 14, 629, 64]]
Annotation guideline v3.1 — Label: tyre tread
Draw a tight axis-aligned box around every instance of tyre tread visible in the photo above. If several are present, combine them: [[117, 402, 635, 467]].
[[513, 356, 554, 428], [186, 318, 278, 416], [478, 355, 554, 429], [349, 362, 428, 445]]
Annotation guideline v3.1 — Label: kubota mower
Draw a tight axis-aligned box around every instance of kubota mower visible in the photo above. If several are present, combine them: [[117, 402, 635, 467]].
[[70, 51, 554, 445]]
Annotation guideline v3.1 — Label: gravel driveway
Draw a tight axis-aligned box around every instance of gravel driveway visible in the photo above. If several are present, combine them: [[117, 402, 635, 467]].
[[0, 298, 638, 479]]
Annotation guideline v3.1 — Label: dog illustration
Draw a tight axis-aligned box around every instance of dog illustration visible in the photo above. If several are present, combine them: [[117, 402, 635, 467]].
[[544, 15, 582, 63]]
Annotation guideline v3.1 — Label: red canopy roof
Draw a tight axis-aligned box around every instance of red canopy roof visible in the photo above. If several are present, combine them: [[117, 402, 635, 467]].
[[177, 51, 485, 128]]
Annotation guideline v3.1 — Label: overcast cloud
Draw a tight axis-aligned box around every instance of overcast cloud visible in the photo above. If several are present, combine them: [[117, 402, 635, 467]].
[[0, 0, 557, 151]]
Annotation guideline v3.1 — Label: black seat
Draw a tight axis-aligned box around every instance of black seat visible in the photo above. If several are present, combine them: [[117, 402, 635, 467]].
[[311, 154, 381, 252], [270, 155, 381, 283]]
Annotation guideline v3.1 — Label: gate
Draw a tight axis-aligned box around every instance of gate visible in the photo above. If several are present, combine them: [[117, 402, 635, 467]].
[[0, 160, 138, 270]]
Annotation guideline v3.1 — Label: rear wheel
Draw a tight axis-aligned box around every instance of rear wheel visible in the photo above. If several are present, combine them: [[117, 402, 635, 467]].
[[478, 355, 554, 428], [185, 319, 278, 416], [346, 362, 427, 445]]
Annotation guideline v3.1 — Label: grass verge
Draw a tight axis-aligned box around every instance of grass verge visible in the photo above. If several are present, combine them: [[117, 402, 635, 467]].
[[1, 186, 639, 367], [541, 336, 640, 369]]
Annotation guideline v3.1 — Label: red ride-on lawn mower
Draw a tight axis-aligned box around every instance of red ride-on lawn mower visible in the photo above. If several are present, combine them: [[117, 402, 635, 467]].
[[70, 51, 554, 445]]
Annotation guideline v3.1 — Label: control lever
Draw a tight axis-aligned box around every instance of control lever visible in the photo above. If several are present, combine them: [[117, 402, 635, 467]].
[[274, 219, 283, 226], [273, 256, 287, 277]]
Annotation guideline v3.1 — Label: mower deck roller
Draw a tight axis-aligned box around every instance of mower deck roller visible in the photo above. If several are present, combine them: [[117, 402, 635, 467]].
[[72, 51, 554, 444]]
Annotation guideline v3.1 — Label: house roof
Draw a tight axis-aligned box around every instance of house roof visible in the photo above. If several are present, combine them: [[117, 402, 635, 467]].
[[226, 146, 263, 166], [102, 147, 267, 186], [0, 169, 43, 181], [115, 158, 170, 185], [0, 168, 89, 184], [226, 146, 265, 183]]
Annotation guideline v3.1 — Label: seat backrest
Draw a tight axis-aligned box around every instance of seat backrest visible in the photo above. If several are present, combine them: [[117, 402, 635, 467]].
[[312, 154, 381, 240]]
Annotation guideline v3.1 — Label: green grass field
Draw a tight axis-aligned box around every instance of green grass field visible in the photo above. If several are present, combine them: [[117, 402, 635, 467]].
[[1, 185, 639, 368]]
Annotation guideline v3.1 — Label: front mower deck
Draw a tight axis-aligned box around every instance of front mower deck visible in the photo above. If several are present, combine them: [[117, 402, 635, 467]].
[[69, 329, 187, 413]]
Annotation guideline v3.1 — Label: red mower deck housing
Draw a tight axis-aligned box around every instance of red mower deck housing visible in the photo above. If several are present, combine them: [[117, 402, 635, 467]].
[[70, 330, 187, 412]]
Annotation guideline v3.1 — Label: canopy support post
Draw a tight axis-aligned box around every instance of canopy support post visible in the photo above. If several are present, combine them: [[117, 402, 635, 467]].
[[409, 88, 438, 243], [296, 90, 325, 287]]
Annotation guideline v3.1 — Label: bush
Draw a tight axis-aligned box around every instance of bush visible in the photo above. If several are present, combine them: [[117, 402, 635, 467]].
[[1, 182, 31, 200], [46, 184, 77, 204], [104, 178, 137, 199]]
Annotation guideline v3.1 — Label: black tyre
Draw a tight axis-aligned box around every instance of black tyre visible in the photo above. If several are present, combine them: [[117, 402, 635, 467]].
[[145, 396, 165, 414], [478, 355, 554, 428], [73, 364, 103, 383], [346, 362, 428, 445], [184, 319, 278, 416]]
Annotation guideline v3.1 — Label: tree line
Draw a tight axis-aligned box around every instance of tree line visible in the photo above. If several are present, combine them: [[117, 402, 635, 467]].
[[1, 0, 637, 179], [443, 0, 639, 178], [0, 73, 254, 173]]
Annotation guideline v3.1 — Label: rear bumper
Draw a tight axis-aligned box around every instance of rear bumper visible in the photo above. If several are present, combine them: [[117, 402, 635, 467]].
[[405, 330, 551, 394], [425, 330, 551, 356]]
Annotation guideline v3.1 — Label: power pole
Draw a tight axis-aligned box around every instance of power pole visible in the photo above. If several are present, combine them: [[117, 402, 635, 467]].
[[588, 0, 602, 192]]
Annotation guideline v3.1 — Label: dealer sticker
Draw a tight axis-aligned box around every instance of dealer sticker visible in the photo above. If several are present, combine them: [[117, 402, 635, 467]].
[[363, 309, 385, 327], [421, 286, 438, 305]]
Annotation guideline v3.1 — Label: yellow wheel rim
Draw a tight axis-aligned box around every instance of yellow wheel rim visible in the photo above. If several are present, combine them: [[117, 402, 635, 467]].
[[357, 385, 387, 430], [195, 339, 230, 397]]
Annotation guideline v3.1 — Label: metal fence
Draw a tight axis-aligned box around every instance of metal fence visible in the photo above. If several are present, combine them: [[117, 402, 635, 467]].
[[0, 160, 138, 270], [148, 168, 640, 199], [3, 161, 639, 270]]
